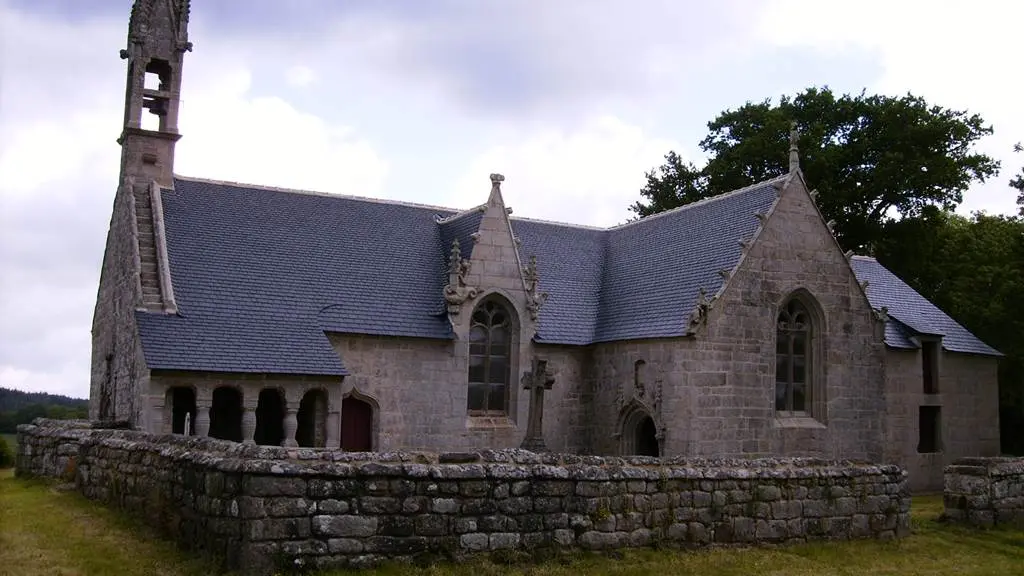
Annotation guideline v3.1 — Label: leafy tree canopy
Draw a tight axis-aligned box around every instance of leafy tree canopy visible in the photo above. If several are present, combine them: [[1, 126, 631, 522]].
[[1012, 143, 1024, 216], [631, 87, 1001, 252]]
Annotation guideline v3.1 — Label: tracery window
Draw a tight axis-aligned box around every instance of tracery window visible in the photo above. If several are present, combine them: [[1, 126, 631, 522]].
[[468, 298, 513, 415], [776, 298, 811, 413]]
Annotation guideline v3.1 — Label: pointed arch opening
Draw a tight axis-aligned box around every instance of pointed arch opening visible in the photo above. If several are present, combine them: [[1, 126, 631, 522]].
[[620, 404, 661, 457], [341, 392, 376, 452], [467, 295, 518, 416], [775, 289, 826, 420]]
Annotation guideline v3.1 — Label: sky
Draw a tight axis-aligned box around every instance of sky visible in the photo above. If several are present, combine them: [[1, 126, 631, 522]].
[[1, 0, 1021, 400]]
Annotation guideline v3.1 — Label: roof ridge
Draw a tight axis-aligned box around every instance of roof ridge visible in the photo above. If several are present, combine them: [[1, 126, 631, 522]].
[[435, 204, 486, 224], [174, 174, 463, 214], [850, 254, 877, 261], [507, 214, 609, 231], [607, 174, 789, 232]]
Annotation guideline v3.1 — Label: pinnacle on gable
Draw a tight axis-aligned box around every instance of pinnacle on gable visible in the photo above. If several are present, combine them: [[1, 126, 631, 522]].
[[488, 173, 505, 207], [789, 121, 800, 173]]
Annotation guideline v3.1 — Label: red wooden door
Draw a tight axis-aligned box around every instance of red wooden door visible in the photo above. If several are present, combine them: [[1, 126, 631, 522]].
[[341, 397, 373, 452]]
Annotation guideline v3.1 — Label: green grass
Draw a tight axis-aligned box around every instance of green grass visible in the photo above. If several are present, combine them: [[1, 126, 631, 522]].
[[1, 468, 1022, 576]]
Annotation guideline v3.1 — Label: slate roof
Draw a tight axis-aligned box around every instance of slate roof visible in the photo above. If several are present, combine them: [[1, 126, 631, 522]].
[[135, 175, 999, 375], [850, 256, 1001, 356]]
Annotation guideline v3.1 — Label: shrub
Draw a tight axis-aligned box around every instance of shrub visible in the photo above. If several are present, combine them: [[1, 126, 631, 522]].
[[0, 436, 13, 468]]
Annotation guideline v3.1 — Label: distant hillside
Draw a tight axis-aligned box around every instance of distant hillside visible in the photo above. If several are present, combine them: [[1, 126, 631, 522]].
[[0, 387, 88, 433]]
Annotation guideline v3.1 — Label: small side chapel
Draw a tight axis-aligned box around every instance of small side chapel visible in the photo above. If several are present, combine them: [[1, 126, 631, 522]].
[[92, 0, 1002, 492]]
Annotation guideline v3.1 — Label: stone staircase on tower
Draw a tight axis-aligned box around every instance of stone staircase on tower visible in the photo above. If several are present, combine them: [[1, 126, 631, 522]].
[[133, 183, 164, 310]]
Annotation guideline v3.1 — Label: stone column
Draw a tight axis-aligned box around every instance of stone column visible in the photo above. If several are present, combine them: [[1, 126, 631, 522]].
[[282, 403, 299, 447], [326, 411, 340, 449], [195, 386, 211, 438], [242, 407, 257, 444]]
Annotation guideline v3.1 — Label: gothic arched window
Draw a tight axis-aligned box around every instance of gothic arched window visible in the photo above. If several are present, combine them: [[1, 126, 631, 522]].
[[468, 298, 514, 415], [776, 298, 812, 414]]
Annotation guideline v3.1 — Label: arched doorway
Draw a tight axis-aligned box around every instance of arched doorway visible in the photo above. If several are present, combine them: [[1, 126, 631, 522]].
[[209, 386, 243, 442], [341, 395, 374, 452], [296, 389, 328, 448], [620, 407, 660, 457], [635, 415, 660, 457], [254, 388, 285, 446], [167, 386, 196, 435]]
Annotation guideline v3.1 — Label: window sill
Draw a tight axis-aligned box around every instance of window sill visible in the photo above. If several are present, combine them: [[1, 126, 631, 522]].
[[773, 414, 826, 429], [466, 415, 516, 429]]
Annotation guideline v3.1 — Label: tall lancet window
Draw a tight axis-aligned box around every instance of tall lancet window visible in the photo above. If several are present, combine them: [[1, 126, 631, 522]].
[[468, 298, 514, 415], [776, 298, 812, 413]]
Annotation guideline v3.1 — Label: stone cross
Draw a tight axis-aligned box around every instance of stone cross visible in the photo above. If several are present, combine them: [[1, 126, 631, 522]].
[[520, 356, 556, 452]]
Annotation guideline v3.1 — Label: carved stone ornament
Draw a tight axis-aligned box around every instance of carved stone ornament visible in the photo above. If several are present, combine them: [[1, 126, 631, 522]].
[[615, 378, 665, 435], [688, 287, 712, 328], [874, 306, 890, 324], [522, 255, 549, 322], [443, 239, 479, 314]]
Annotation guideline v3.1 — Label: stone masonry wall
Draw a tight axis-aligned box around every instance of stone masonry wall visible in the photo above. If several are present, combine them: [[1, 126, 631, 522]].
[[19, 420, 909, 575], [943, 457, 1024, 528], [327, 335, 589, 454], [586, 175, 887, 462], [885, 350, 1001, 493], [90, 179, 150, 426]]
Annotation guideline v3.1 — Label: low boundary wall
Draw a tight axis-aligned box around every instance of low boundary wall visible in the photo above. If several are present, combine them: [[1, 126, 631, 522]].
[[943, 457, 1024, 528], [18, 419, 911, 574]]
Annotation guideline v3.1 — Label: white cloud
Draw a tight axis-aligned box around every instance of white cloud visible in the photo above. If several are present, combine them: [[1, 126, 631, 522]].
[[756, 0, 1023, 216], [448, 116, 683, 227], [0, 7, 389, 399], [285, 65, 318, 88], [176, 70, 388, 195]]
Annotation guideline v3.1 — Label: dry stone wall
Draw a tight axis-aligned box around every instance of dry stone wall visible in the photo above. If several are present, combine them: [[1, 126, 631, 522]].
[[18, 420, 910, 575], [943, 457, 1024, 528]]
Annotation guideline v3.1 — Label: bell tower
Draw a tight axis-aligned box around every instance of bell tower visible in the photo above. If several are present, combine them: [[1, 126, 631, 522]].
[[118, 0, 192, 188]]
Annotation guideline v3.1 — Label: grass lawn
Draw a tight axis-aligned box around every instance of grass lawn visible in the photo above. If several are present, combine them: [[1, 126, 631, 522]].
[[1, 468, 1022, 576]]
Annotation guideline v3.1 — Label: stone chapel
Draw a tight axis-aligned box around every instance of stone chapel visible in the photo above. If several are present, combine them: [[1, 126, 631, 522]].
[[92, 0, 1003, 491]]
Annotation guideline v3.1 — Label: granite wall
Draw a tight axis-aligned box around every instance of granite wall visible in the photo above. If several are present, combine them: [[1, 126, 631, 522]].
[[17, 420, 910, 575], [943, 457, 1024, 528]]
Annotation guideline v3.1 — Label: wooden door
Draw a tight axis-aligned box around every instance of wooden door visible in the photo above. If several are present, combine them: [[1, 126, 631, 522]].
[[341, 397, 373, 452]]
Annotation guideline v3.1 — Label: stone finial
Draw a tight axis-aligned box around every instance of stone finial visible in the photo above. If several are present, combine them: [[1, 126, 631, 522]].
[[789, 121, 800, 173], [488, 173, 505, 207], [444, 239, 478, 314]]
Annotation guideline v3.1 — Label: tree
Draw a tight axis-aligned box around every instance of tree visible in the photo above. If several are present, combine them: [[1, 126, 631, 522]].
[[0, 436, 12, 469], [1012, 143, 1024, 216], [632, 87, 1001, 253], [878, 211, 1024, 455]]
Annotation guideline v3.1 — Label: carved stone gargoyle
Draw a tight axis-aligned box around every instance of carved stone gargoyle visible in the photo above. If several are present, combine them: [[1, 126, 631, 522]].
[[522, 255, 549, 322], [443, 238, 479, 314], [688, 287, 712, 328]]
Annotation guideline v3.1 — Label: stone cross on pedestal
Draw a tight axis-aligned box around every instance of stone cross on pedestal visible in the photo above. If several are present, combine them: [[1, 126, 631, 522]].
[[520, 356, 556, 452]]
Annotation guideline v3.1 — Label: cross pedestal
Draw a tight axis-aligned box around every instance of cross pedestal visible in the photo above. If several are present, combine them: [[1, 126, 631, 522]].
[[520, 357, 556, 452]]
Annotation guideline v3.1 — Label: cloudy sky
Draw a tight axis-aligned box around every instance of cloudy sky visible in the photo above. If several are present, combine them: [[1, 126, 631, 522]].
[[1, 0, 1021, 399]]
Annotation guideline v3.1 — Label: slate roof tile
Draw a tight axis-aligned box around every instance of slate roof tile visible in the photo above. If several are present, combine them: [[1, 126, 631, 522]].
[[849, 256, 1001, 356], [133, 175, 1000, 375]]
